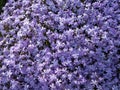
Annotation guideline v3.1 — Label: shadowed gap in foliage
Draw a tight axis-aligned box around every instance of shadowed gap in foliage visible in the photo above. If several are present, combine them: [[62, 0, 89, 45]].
[[0, 0, 7, 14]]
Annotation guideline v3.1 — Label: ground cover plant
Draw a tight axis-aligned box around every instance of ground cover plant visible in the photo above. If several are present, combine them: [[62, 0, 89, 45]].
[[0, 0, 120, 90]]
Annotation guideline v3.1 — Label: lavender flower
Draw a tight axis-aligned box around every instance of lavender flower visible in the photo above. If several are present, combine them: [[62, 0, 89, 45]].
[[0, 0, 120, 90]]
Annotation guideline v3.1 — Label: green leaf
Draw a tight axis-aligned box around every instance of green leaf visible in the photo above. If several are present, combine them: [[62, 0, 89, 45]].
[[0, 0, 7, 13]]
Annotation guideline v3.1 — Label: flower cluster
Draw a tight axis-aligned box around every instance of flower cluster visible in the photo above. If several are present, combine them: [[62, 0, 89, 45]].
[[0, 0, 120, 90]]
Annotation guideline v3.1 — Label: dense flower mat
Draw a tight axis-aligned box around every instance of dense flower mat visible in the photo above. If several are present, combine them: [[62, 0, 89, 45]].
[[0, 0, 120, 90]]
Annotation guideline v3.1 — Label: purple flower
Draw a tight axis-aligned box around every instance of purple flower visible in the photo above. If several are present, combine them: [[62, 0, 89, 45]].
[[0, 0, 119, 89]]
